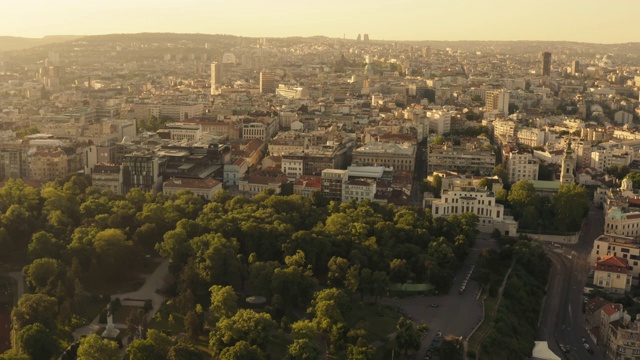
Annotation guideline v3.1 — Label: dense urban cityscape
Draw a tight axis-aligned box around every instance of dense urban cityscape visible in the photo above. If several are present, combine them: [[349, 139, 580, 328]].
[[0, 23, 640, 360]]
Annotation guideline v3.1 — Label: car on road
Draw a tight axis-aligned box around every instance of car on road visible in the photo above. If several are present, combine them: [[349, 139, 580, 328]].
[[583, 343, 593, 354], [581, 336, 587, 343], [559, 344, 570, 353], [430, 303, 439, 308]]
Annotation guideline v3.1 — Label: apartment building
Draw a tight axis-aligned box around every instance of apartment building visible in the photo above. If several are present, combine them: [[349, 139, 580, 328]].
[[590, 234, 640, 285], [606, 320, 640, 360], [485, 89, 509, 117], [224, 158, 248, 186], [593, 255, 632, 294], [591, 143, 632, 173], [428, 142, 496, 176], [0, 144, 28, 180], [505, 151, 539, 183], [121, 151, 166, 193], [29, 149, 69, 182], [493, 119, 516, 144], [240, 117, 278, 141], [342, 179, 377, 203], [269, 131, 309, 156], [516, 127, 545, 147], [605, 207, 640, 238], [321, 169, 348, 202], [238, 169, 289, 198], [90, 164, 122, 195], [352, 142, 416, 172]]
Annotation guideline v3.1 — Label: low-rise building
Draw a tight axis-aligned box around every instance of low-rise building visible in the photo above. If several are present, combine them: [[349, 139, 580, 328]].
[[238, 169, 289, 198], [163, 177, 222, 200], [605, 207, 640, 238], [224, 158, 248, 186], [342, 178, 376, 203], [591, 234, 640, 285], [90, 163, 122, 195], [593, 255, 632, 294]]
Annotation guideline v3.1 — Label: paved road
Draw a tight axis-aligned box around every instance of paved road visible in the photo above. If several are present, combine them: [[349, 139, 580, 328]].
[[381, 237, 497, 359], [538, 205, 605, 360], [411, 141, 428, 206]]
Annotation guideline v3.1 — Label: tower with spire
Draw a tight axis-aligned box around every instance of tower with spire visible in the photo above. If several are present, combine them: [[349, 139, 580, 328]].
[[560, 140, 576, 184]]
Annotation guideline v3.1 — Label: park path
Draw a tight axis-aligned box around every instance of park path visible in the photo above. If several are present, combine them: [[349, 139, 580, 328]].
[[7, 272, 24, 304], [72, 259, 170, 340], [472, 259, 516, 356]]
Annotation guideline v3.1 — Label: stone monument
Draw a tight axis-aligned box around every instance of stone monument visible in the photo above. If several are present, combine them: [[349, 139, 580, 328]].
[[101, 303, 120, 338]]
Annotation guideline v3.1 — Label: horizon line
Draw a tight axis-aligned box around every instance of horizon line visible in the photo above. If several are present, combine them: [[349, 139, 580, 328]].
[[1, 32, 638, 46]]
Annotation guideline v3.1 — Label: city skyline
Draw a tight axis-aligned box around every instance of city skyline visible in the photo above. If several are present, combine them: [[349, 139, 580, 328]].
[[2, 0, 639, 44]]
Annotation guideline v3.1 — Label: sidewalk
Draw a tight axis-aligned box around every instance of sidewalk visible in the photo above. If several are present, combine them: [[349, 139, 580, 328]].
[[72, 259, 169, 340]]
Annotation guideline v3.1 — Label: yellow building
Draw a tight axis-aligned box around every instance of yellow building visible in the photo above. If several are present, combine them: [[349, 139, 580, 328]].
[[594, 255, 632, 294]]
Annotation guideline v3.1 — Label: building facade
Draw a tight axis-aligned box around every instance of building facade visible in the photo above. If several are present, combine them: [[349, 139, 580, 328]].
[[431, 186, 518, 235], [593, 255, 632, 294], [506, 151, 539, 183]]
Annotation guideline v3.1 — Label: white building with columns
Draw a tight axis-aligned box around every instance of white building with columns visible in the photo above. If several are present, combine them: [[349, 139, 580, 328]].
[[431, 186, 518, 235]]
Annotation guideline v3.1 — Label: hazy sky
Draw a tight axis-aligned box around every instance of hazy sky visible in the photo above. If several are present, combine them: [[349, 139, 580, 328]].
[[2, 0, 638, 43]]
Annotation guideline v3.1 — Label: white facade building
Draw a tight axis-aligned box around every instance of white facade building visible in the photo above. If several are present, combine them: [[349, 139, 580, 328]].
[[506, 151, 539, 183], [605, 207, 640, 238], [590, 234, 640, 285], [223, 158, 248, 186], [163, 178, 223, 200], [342, 179, 376, 203], [431, 186, 518, 235]]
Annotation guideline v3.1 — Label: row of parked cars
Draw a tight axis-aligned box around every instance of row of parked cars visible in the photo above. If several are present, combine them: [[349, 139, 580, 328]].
[[458, 265, 475, 294], [559, 337, 593, 356], [424, 330, 443, 360]]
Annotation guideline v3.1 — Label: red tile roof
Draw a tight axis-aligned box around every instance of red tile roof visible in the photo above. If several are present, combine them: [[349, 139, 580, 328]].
[[595, 255, 629, 274], [602, 304, 619, 317]]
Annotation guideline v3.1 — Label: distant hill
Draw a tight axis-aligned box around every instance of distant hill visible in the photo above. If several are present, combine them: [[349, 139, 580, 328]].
[[0, 35, 83, 52]]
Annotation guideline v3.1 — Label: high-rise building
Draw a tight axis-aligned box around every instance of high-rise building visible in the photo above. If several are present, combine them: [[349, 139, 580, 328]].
[[356, 34, 361, 41], [260, 71, 277, 94], [210, 62, 222, 95], [485, 89, 510, 117], [363, 34, 369, 42], [541, 52, 551, 76], [572, 60, 580, 75], [422, 46, 430, 59]]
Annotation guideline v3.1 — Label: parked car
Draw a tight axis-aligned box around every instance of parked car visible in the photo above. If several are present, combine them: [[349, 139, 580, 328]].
[[583, 343, 593, 354], [430, 303, 439, 308]]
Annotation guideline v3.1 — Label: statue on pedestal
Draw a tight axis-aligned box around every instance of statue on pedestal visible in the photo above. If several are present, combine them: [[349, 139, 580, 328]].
[[101, 303, 120, 338]]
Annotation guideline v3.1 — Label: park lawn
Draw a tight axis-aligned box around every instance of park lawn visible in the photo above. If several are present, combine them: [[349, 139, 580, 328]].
[[113, 305, 145, 324], [147, 301, 185, 335], [193, 335, 215, 359], [346, 302, 402, 343], [84, 276, 146, 295], [73, 296, 109, 326], [266, 332, 291, 360]]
